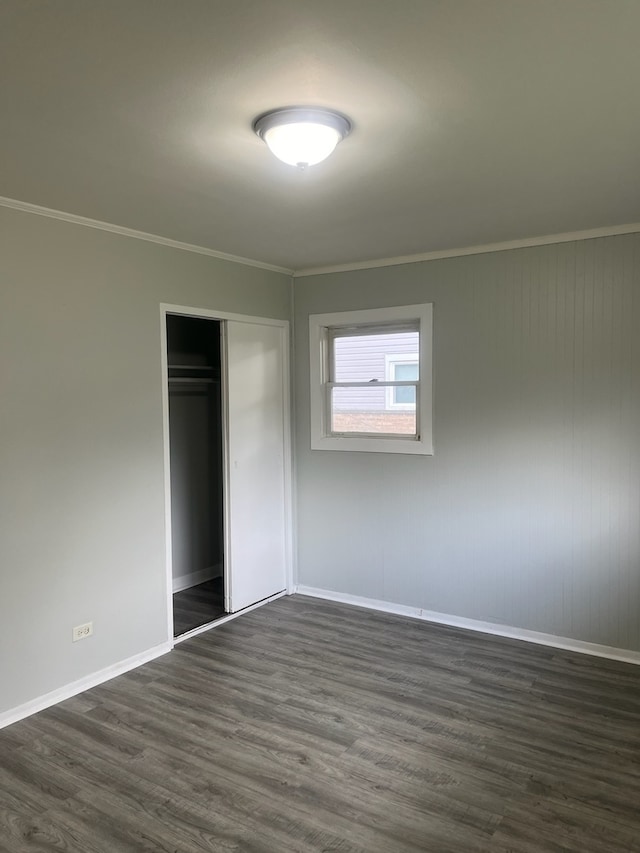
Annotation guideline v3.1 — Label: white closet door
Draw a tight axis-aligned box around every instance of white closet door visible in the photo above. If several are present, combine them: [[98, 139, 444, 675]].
[[225, 320, 288, 612]]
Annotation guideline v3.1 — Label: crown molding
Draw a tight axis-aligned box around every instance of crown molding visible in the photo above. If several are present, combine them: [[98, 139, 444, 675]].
[[0, 195, 294, 277], [3, 194, 638, 279], [293, 222, 640, 278]]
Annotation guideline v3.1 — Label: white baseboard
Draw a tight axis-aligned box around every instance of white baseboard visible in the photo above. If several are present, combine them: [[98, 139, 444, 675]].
[[0, 641, 173, 730], [172, 564, 220, 594], [295, 586, 640, 667]]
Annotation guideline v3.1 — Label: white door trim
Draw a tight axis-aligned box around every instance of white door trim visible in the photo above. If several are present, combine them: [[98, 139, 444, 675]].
[[160, 303, 294, 644]]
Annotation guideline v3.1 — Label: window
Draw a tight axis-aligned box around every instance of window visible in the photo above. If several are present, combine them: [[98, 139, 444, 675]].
[[309, 303, 433, 455]]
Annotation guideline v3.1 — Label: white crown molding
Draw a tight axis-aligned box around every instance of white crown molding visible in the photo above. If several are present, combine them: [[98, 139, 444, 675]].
[[295, 586, 640, 667], [0, 195, 294, 277], [4, 194, 638, 280], [293, 222, 640, 278]]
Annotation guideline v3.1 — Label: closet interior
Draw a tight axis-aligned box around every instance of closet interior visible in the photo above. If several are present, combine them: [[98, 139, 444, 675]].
[[166, 314, 226, 636]]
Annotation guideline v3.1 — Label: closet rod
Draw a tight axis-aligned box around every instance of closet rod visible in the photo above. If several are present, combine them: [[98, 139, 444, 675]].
[[167, 364, 212, 371], [168, 377, 217, 384]]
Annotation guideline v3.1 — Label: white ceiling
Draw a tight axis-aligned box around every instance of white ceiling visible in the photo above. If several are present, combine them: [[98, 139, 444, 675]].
[[2, 1, 639, 272]]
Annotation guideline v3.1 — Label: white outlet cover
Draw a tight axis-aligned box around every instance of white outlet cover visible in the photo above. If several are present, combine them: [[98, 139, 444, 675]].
[[72, 622, 93, 642]]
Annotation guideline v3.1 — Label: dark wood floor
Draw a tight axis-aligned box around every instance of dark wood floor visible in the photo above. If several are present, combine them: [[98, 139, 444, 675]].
[[2, 595, 640, 852], [173, 577, 226, 636]]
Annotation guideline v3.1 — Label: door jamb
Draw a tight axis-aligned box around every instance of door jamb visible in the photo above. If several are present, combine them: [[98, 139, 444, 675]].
[[160, 302, 294, 645]]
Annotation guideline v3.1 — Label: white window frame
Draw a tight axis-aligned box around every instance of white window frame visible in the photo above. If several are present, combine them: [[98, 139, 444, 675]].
[[385, 353, 419, 411], [309, 303, 433, 455]]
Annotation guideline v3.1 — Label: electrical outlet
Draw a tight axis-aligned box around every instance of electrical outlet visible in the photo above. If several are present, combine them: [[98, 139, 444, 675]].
[[72, 622, 93, 642]]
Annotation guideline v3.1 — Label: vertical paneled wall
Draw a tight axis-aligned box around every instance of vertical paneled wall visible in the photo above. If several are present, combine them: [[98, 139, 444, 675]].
[[293, 235, 640, 651]]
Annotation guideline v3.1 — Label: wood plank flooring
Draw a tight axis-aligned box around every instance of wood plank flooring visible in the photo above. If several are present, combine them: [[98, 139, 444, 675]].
[[173, 577, 226, 636], [1, 594, 640, 852]]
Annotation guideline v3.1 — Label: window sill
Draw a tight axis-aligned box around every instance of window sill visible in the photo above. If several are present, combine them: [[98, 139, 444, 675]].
[[311, 434, 433, 455]]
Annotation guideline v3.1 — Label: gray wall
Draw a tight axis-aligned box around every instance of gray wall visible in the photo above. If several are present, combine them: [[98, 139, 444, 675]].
[[0, 205, 291, 716], [294, 235, 640, 652]]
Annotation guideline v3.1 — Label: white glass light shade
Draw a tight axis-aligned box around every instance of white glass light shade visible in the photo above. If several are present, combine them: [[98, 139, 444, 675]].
[[263, 122, 341, 167], [254, 108, 351, 168]]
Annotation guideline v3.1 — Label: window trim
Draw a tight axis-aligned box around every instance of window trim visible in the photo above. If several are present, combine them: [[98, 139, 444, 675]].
[[309, 303, 433, 455]]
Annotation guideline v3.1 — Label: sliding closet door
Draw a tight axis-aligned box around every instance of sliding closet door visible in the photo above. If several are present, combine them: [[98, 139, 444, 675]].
[[225, 320, 288, 612]]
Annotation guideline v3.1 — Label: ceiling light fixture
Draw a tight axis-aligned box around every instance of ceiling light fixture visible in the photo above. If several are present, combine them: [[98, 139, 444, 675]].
[[253, 107, 352, 169]]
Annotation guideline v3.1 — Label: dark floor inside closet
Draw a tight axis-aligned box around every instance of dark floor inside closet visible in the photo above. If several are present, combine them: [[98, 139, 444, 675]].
[[172, 578, 225, 636]]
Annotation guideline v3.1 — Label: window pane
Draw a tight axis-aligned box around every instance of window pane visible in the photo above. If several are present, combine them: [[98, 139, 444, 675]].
[[394, 363, 419, 380], [394, 385, 415, 405], [331, 386, 416, 435], [333, 331, 419, 382], [393, 362, 418, 404]]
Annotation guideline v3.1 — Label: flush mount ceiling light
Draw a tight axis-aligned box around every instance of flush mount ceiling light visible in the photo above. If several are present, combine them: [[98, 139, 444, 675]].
[[253, 107, 352, 169]]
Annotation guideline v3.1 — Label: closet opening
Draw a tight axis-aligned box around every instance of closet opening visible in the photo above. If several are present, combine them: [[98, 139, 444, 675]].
[[166, 313, 226, 637]]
